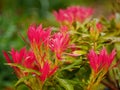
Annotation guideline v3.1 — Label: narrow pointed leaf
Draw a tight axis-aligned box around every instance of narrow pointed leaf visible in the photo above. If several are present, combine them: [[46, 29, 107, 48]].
[[73, 50, 86, 56], [56, 77, 74, 90], [15, 75, 34, 87], [62, 60, 82, 70], [5, 63, 40, 75]]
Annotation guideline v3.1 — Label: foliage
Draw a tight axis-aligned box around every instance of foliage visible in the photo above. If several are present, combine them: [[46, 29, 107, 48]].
[[2, 4, 120, 90]]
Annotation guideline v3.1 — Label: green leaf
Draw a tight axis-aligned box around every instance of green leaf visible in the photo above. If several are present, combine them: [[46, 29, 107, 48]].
[[5, 63, 40, 75], [56, 77, 74, 90], [61, 60, 82, 70], [15, 75, 33, 87], [73, 50, 86, 56]]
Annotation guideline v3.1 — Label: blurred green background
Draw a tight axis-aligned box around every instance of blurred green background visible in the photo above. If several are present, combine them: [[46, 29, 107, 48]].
[[0, 0, 119, 90]]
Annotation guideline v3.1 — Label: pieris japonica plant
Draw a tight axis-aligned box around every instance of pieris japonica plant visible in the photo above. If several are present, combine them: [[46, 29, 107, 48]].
[[3, 6, 120, 90]]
